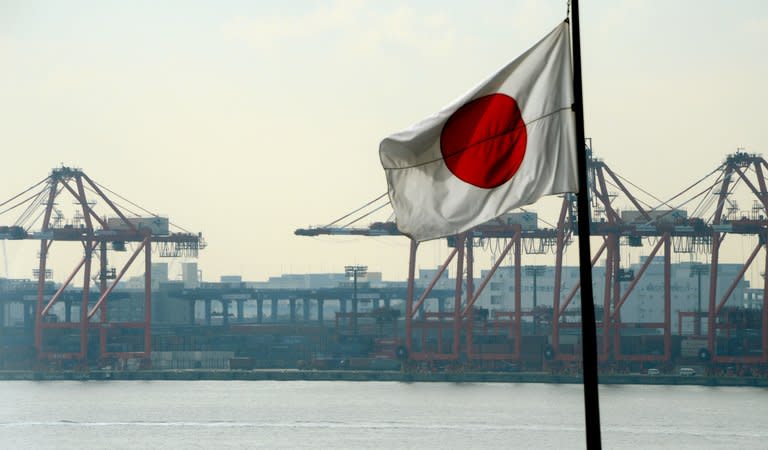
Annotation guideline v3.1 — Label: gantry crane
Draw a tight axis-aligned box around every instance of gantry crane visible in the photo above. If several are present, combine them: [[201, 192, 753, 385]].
[[297, 145, 768, 374], [0, 167, 205, 366]]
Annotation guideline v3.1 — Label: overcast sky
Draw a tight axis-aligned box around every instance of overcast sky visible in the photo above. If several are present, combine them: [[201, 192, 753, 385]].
[[1, 0, 766, 284]]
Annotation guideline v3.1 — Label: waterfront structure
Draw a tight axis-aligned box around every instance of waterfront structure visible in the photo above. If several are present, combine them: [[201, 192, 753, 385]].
[[1, 153, 767, 374], [476, 260, 748, 333], [296, 150, 768, 370]]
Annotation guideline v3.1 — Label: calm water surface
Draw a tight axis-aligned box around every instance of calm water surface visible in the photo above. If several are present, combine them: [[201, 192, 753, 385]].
[[0, 381, 766, 449]]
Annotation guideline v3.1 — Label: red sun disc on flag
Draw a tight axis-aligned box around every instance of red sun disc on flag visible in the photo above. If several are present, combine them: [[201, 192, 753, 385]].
[[440, 93, 527, 189]]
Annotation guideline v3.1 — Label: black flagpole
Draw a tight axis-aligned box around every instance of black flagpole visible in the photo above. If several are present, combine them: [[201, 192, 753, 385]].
[[571, 0, 603, 448]]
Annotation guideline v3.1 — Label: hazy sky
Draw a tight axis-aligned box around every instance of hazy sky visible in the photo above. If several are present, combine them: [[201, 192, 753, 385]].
[[1, 0, 767, 284]]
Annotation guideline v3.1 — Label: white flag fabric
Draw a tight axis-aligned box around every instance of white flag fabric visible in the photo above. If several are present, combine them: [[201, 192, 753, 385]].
[[380, 21, 577, 242]]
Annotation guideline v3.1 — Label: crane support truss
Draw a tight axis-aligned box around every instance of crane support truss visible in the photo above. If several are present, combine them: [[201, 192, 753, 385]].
[[297, 151, 768, 372], [0, 167, 204, 366]]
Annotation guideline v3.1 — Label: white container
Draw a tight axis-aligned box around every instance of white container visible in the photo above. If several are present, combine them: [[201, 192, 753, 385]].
[[622, 209, 687, 225], [494, 212, 538, 230], [106, 217, 169, 235]]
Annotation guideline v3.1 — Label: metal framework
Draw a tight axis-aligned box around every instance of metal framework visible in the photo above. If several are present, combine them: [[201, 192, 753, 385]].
[[296, 149, 768, 372], [0, 167, 204, 366]]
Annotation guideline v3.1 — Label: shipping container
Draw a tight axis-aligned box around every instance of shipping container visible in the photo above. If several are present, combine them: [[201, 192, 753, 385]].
[[370, 358, 401, 370], [490, 212, 538, 230], [348, 357, 372, 370], [106, 217, 169, 235], [680, 338, 708, 358], [621, 209, 687, 224]]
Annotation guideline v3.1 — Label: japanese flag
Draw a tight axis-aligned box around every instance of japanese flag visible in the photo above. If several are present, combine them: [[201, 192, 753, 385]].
[[380, 21, 577, 241]]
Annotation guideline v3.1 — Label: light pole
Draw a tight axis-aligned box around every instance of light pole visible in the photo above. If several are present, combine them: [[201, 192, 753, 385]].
[[690, 263, 708, 336], [525, 265, 546, 335], [345, 265, 367, 334]]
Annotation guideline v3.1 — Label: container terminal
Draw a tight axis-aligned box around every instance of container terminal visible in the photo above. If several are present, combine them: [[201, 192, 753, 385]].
[[0, 145, 767, 380]]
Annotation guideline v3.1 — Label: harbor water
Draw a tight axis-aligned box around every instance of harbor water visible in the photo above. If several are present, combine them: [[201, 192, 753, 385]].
[[1, 381, 766, 449]]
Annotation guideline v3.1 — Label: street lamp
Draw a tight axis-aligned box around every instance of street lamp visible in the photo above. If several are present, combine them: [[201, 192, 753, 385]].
[[345, 265, 367, 334], [525, 265, 546, 335], [689, 263, 708, 336]]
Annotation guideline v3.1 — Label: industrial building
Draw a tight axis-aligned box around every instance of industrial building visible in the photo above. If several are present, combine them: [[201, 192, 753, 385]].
[[476, 260, 749, 331], [1, 150, 767, 377]]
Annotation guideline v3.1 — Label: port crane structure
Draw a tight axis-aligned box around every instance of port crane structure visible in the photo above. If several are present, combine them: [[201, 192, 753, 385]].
[[0, 167, 204, 366], [1, 148, 765, 374], [297, 145, 768, 373]]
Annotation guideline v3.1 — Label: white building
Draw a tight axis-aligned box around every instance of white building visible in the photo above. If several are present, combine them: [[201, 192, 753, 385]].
[[246, 272, 383, 290], [475, 258, 748, 332], [181, 262, 199, 289]]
